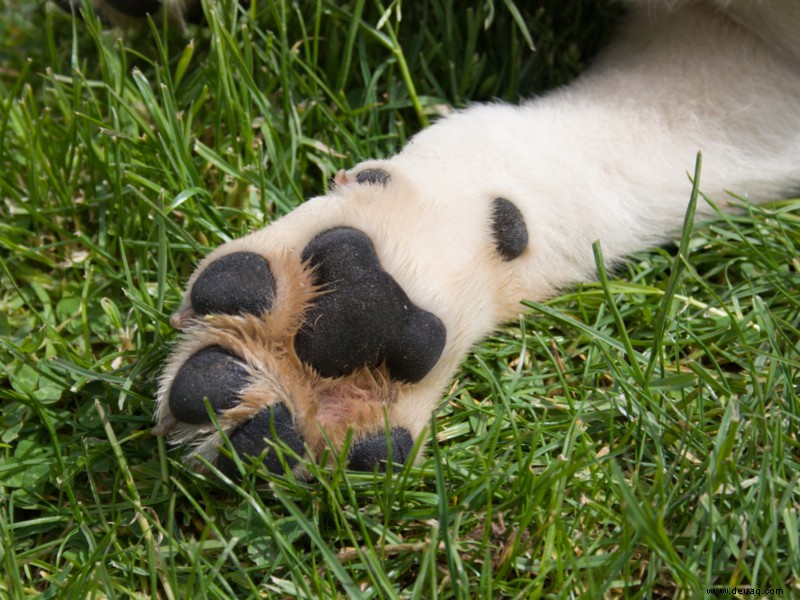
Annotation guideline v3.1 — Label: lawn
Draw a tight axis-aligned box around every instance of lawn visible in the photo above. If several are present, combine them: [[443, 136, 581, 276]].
[[0, 1, 798, 598]]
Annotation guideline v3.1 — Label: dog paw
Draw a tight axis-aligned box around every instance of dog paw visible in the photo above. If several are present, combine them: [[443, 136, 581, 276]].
[[155, 158, 531, 477]]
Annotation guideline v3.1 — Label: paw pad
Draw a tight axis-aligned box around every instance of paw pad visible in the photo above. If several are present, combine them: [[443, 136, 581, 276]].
[[491, 197, 528, 261], [295, 227, 447, 382], [168, 345, 251, 424], [348, 428, 414, 472], [216, 403, 305, 477], [355, 168, 391, 185], [191, 251, 276, 317]]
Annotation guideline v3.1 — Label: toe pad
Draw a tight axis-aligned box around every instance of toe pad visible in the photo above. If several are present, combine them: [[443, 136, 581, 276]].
[[191, 252, 276, 317], [348, 428, 413, 472], [168, 346, 251, 424], [216, 403, 305, 477], [355, 168, 391, 186]]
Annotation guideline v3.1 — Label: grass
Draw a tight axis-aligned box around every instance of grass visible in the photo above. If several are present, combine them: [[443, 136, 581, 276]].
[[0, 0, 798, 598]]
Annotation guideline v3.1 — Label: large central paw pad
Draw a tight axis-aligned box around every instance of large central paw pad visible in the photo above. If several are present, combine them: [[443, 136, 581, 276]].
[[155, 226, 446, 476], [296, 227, 446, 382]]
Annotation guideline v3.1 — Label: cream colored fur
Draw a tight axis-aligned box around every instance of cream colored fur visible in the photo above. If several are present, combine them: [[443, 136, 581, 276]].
[[160, 0, 800, 468]]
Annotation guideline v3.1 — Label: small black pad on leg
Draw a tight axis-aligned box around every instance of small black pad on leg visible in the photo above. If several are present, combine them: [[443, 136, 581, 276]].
[[348, 428, 413, 472], [216, 403, 305, 478], [295, 227, 446, 382], [491, 197, 529, 261], [191, 252, 276, 317], [169, 346, 251, 424]]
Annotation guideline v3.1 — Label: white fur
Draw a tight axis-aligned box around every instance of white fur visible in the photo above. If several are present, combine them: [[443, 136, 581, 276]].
[[165, 1, 800, 458]]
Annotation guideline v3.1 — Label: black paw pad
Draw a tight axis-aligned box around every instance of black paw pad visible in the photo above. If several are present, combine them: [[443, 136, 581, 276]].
[[216, 403, 305, 477], [191, 252, 276, 317], [169, 346, 251, 424], [491, 197, 528, 261], [355, 168, 390, 186], [348, 428, 413, 472], [295, 227, 446, 383]]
